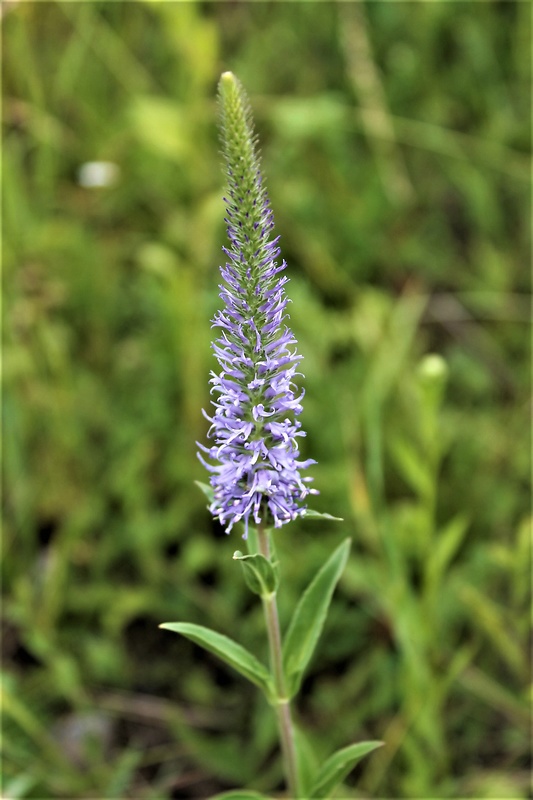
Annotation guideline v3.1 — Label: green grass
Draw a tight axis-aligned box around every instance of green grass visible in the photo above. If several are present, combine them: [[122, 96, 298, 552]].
[[2, 2, 530, 798]]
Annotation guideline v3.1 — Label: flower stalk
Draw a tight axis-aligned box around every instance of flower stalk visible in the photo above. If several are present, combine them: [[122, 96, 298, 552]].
[[257, 522, 300, 798]]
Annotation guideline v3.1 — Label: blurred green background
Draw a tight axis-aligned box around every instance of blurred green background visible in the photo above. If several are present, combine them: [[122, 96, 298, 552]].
[[2, 2, 531, 798]]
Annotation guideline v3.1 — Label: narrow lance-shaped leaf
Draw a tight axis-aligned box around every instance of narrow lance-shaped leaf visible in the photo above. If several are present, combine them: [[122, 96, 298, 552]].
[[159, 623, 274, 699], [303, 509, 344, 521], [310, 741, 384, 798], [282, 539, 351, 698]]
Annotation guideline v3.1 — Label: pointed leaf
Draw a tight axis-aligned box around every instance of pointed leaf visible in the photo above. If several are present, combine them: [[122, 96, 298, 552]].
[[195, 480, 214, 504], [160, 623, 273, 698], [389, 434, 432, 499], [283, 539, 351, 697], [310, 741, 383, 798], [303, 510, 344, 521], [233, 551, 279, 595], [427, 513, 469, 584]]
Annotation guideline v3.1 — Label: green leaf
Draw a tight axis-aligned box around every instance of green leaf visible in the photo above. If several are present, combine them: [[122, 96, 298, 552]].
[[282, 539, 351, 697], [427, 513, 469, 585], [303, 509, 344, 521], [294, 724, 318, 798], [195, 480, 214, 504], [389, 433, 433, 499], [159, 623, 273, 698], [2, 773, 39, 798], [310, 741, 383, 798], [233, 551, 279, 595]]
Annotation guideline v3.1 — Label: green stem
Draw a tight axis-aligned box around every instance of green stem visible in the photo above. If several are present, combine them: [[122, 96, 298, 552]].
[[257, 523, 300, 798]]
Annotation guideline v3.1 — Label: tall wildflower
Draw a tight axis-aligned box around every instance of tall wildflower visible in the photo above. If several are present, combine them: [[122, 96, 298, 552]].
[[198, 72, 317, 537]]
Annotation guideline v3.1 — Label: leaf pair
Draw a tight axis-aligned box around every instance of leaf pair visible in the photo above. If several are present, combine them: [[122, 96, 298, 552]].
[[160, 503, 382, 796], [161, 538, 351, 703]]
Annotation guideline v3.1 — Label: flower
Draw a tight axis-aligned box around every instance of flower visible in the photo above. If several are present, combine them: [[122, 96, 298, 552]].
[[198, 72, 317, 537]]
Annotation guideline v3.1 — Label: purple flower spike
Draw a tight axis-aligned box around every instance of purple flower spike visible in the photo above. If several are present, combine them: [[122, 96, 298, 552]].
[[198, 72, 317, 537]]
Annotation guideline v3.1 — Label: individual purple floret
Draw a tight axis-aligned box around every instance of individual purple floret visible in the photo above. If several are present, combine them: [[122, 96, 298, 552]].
[[198, 72, 317, 537]]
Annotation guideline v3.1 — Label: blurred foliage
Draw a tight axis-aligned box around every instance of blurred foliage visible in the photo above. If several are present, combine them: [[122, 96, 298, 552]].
[[2, 1, 531, 798]]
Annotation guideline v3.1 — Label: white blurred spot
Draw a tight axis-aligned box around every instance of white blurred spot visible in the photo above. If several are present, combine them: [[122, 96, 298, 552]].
[[77, 161, 120, 188]]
